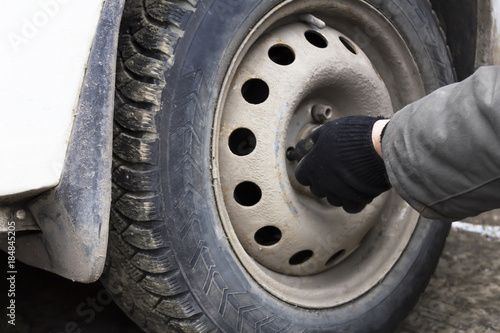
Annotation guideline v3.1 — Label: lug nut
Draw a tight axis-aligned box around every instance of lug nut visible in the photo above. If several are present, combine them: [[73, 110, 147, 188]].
[[286, 147, 298, 161], [311, 104, 333, 122]]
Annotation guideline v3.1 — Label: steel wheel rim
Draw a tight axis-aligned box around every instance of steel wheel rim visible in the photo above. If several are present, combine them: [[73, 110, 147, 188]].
[[212, 0, 425, 308]]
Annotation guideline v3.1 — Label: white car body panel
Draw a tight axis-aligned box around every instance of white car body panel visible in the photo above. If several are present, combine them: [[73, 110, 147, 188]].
[[493, 0, 500, 64], [0, 0, 105, 198]]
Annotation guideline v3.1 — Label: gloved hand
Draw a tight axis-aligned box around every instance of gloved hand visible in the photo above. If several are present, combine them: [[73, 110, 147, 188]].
[[294, 115, 391, 213]]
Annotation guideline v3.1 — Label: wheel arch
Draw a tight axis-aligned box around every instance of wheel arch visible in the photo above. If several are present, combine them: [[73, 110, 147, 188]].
[[430, 0, 500, 80]]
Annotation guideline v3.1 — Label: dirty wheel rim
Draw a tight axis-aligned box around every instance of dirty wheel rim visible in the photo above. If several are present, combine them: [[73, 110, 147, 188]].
[[213, 0, 424, 308]]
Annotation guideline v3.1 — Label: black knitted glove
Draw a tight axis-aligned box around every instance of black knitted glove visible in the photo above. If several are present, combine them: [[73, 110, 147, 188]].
[[294, 115, 391, 213]]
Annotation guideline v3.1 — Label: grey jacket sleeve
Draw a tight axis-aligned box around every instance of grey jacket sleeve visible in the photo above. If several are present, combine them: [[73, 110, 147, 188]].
[[382, 66, 500, 221]]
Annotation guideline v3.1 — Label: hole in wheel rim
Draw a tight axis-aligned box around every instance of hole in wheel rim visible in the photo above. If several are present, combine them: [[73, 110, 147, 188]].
[[268, 44, 296, 65], [305, 30, 328, 48], [234, 182, 262, 207], [229, 128, 256, 156], [289, 250, 314, 265], [241, 78, 270, 104], [325, 249, 346, 266], [255, 226, 282, 246], [339, 36, 357, 54]]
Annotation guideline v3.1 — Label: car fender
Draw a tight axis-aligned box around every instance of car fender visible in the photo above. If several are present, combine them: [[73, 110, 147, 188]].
[[0, 0, 107, 199], [0, 0, 125, 282]]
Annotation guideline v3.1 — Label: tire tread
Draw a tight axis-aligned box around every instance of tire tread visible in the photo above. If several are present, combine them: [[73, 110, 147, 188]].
[[102, 0, 210, 330]]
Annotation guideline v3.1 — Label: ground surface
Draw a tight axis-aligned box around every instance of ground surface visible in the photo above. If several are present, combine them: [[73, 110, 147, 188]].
[[1, 219, 499, 333], [396, 225, 500, 332]]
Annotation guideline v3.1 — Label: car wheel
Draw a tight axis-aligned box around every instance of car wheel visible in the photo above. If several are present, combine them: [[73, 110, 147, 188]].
[[102, 0, 454, 332]]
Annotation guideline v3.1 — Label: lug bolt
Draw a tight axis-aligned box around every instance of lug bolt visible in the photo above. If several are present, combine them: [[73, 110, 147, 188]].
[[311, 104, 333, 122], [299, 14, 326, 29], [15, 209, 26, 220]]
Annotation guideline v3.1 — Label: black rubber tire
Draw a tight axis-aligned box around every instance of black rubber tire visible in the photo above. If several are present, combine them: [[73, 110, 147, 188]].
[[102, 0, 454, 332]]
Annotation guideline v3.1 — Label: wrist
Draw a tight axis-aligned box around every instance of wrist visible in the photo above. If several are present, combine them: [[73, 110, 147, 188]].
[[372, 119, 390, 158]]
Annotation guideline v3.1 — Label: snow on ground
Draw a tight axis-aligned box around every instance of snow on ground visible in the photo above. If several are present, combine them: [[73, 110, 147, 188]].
[[453, 221, 500, 240]]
